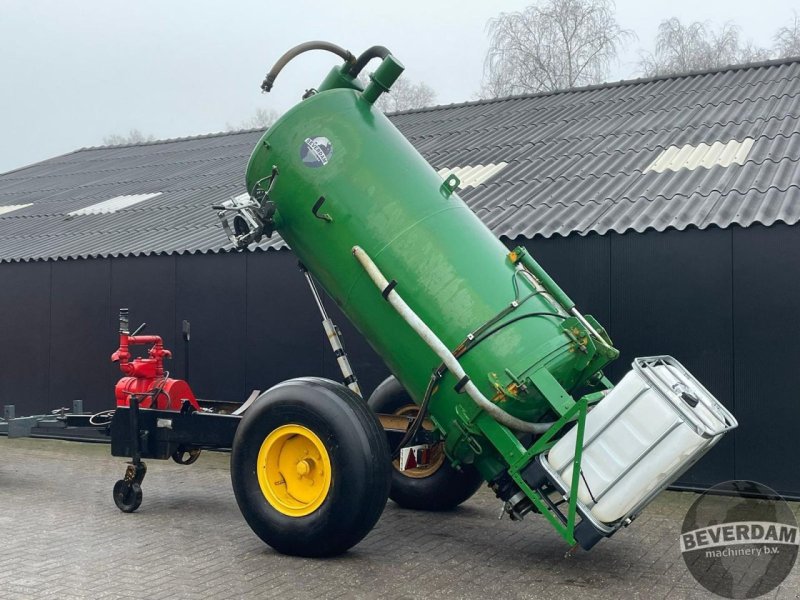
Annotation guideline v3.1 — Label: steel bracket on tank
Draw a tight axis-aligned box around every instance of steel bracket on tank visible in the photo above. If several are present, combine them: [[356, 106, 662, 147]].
[[527, 368, 576, 417], [440, 173, 460, 197], [452, 417, 483, 456], [446, 403, 485, 459], [487, 371, 523, 402]]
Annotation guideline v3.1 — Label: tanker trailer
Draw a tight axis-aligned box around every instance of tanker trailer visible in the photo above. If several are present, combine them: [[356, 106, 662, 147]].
[[215, 42, 737, 557]]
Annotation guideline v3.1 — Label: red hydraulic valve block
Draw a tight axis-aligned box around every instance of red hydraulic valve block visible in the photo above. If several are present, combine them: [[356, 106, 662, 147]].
[[111, 308, 200, 411]]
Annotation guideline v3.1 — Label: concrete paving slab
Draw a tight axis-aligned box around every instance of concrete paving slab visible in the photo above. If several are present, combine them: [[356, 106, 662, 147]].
[[1, 438, 797, 599]]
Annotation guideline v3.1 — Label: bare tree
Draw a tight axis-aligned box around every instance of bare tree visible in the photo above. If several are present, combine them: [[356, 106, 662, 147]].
[[639, 18, 771, 77], [375, 77, 437, 112], [481, 0, 633, 97], [103, 129, 155, 145], [774, 13, 800, 57], [226, 108, 280, 132]]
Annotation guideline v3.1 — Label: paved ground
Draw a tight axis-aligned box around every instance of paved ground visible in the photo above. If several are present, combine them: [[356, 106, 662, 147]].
[[1, 437, 798, 600]]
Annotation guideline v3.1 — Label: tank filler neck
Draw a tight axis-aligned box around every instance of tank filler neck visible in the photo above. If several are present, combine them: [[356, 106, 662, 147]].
[[360, 54, 404, 105]]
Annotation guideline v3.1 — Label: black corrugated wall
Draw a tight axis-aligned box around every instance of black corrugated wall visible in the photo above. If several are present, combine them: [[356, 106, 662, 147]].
[[1, 223, 797, 497], [0, 251, 385, 417]]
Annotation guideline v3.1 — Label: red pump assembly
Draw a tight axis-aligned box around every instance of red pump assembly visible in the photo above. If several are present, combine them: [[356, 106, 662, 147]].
[[111, 308, 200, 411]]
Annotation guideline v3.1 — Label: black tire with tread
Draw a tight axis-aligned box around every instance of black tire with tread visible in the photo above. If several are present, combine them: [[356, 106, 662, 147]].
[[368, 376, 484, 511], [113, 480, 143, 513], [230, 377, 391, 557]]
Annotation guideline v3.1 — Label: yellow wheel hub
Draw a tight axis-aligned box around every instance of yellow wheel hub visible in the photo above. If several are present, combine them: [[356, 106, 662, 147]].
[[257, 424, 332, 517]]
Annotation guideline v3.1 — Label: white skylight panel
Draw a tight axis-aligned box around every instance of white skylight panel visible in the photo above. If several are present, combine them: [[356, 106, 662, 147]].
[[645, 139, 754, 174], [0, 203, 33, 216], [437, 162, 508, 188], [68, 193, 162, 216]]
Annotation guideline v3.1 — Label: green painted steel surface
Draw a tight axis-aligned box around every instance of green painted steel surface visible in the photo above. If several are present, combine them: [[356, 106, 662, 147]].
[[245, 67, 617, 478]]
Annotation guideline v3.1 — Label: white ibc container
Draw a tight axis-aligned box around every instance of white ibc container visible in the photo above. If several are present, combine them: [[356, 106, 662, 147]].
[[543, 356, 737, 525]]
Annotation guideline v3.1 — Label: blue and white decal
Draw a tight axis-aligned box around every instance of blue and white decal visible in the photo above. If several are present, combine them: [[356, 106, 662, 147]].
[[300, 136, 333, 168]]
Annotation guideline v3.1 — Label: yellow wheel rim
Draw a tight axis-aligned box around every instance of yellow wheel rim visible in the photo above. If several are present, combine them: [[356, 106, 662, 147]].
[[256, 424, 332, 517]]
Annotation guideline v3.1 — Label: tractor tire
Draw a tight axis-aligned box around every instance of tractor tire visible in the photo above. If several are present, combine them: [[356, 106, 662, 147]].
[[230, 377, 391, 557], [368, 376, 484, 511]]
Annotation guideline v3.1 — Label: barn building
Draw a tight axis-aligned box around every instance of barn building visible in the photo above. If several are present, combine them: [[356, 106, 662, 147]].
[[1, 57, 798, 497]]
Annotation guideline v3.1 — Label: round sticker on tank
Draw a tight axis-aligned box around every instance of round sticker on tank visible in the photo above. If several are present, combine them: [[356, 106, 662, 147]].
[[300, 136, 333, 168]]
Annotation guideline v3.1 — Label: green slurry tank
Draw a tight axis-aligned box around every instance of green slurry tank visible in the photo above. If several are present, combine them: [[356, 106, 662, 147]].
[[216, 42, 738, 558]]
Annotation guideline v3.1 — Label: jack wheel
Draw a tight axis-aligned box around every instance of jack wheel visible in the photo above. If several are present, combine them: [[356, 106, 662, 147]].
[[231, 377, 391, 557], [113, 480, 143, 513], [369, 376, 484, 511]]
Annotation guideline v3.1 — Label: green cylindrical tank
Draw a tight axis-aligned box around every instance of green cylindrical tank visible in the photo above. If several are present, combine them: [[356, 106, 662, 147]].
[[244, 60, 616, 480]]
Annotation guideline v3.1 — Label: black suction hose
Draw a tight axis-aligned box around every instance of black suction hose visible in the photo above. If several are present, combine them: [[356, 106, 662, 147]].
[[347, 45, 392, 77], [261, 41, 355, 92]]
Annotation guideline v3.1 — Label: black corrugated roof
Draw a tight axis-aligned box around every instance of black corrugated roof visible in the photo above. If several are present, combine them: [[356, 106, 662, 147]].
[[1, 57, 798, 262]]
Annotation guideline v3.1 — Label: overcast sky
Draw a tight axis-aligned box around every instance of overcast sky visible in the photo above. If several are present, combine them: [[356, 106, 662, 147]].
[[1, 0, 797, 173]]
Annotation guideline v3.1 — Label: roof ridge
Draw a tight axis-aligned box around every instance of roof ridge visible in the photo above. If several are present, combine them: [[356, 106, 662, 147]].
[[76, 127, 267, 153], [387, 55, 800, 117]]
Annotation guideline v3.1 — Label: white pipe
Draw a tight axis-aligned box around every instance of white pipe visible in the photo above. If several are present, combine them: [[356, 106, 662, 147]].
[[352, 246, 554, 434]]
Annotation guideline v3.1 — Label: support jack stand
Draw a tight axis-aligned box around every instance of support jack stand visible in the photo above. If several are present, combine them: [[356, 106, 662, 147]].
[[113, 462, 146, 513], [113, 393, 148, 513]]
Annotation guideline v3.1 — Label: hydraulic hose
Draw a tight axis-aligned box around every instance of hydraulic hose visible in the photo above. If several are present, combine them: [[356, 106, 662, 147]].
[[261, 41, 355, 92], [347, 45, 392, 77], [352, 246, 555, 434]]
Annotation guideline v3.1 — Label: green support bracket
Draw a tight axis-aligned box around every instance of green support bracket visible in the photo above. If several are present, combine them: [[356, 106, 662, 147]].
[[565, 399, 588, 535], [506, 397, 589, 547], [529, 368, 575, 417], [510, 396, 585, 470]]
